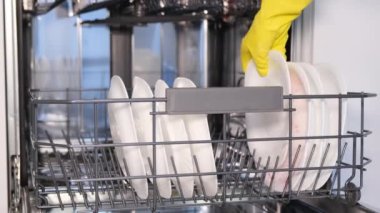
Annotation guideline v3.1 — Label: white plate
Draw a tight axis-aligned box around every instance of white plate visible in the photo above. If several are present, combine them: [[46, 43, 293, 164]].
[[313, 64, 347, 190], [245, 50, 297, 192], [296, 63, 326, 191], [108, 75, 148, 199], [173, 77, 218, 197], [131, 76, 172, 198], [282, 62, 311, 192], [154, 80, 194, 198], [46, 192, 109, 205]]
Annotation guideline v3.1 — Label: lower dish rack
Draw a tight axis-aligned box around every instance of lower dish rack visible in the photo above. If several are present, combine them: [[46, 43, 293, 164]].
[[28, 87, 376, 212]]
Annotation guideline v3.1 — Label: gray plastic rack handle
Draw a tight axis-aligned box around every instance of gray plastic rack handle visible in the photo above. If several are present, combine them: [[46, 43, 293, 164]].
[[166, 86, 283, 114]]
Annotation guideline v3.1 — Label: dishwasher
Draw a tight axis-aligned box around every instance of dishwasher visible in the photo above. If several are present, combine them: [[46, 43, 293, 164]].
[[0, 0, 378, 212]]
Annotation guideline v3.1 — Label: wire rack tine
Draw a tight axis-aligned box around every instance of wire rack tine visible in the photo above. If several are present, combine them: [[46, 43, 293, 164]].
[[222, 142, 232, 167], [147, 157, 163, 204], [62, 130, 89, 207], [311, 143, 330, 194], [248, 157, 262, 197], [281, 145, 302, 197], [86, 134, 104, 210], [82, 193, 89, 209], [258, 156, 271, 197], [46, 131, 76, 209], [193, 155, 207, 200], [267, 156, 280, 195], [215, 125, 231, 169], [93, 102, 100, 211], [239, 149, 255, 200], [222, 114, 228, 202], [296, 144, 316, 195], [345, 135, 357, 185], [151, 100, 158, 212], [360, 94, 365, 190], [46, 152, 64, 210], [103, 160, 119, 201], [170, 156, 186, 203], [249, 156, 262, 197], [226, 142, 239, 169], [122, 158, 139, 206], [107, 146, 128, 207], [227, 142, 243, 190], [337, 95, 343, 198], [77, 135, 95, 194], [230, 146, 249, 199], [329, 142, 348, 196], [92, 149, 100, 209], [100, 134, 118, 202], [214, 141, 222, 169], [96, 153, 115, 207], [99, 135, 118, 199], [216, 141, 231, 171], [86, 134, 105, 194], [230, 142, 244, 168], [57, 153, 77, 208]]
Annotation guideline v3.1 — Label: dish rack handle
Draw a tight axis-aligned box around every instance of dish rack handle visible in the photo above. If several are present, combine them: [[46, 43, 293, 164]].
[[165, 86, 284, 114]]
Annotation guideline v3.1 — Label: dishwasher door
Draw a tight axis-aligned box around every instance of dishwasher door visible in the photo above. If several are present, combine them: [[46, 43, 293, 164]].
[[0, 2, 9, 211], [1, 0, 23, 211]]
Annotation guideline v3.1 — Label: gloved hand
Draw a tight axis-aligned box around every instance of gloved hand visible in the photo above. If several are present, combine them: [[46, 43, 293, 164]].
[[241, 0, 312, 76]]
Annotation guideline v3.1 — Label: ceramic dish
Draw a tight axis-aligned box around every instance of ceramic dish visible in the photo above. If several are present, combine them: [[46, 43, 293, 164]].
[[131, 76, 172, 198], [245, 51, 301, 192], [173, 77, 218, 197], [108, 75, 148, 199], [154, 80, 194, 198], [312, 64, 347, 190], [296, 63, 326, 191], [270, 62, 311, 192]]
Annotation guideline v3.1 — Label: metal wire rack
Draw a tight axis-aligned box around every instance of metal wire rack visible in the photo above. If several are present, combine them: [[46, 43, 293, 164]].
[[28, 87, 376, 212]]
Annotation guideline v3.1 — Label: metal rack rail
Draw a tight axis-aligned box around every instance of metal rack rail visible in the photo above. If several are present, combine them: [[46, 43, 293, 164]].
[[28, 87, 376, 212]]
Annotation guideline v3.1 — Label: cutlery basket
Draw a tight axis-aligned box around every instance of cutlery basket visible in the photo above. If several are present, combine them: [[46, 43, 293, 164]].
[[28, 87, 376, 212]]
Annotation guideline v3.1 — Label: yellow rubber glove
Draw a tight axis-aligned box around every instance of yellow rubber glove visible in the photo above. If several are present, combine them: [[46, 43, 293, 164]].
[[241, 0, 312, 77]]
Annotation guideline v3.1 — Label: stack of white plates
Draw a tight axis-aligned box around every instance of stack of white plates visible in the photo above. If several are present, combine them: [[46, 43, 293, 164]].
[[108, 76, 148, 199], [108, 76, 217, 199], [107, 55, 347, 197], [245, 50, 347, 192]]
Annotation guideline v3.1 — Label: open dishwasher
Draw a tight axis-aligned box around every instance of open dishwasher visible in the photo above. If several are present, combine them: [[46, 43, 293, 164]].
[[0, 0, 378, 212]]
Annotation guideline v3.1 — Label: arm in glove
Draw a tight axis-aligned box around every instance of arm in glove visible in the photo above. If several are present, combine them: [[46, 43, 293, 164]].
[[241, 0, 312, 76]]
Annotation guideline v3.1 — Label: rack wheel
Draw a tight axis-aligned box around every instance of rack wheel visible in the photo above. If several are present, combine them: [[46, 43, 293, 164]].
[[345, 182, 361, 206]]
